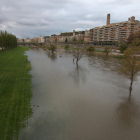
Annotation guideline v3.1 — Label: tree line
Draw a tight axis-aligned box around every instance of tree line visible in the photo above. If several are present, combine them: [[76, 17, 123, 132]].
[[0, 30, 17, 50]]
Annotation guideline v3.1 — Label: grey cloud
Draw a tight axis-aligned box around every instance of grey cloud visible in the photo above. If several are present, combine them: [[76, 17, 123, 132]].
[[6, 24, 15, 29], [17, 19, 37, 26], [18, 22, 37, 27], [96, 0, 133, 6], [17, 18, 50, 27], [0, 0, 139, 38]]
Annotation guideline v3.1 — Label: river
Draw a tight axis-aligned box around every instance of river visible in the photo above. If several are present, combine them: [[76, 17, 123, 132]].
[[19, 48, 140, 140]]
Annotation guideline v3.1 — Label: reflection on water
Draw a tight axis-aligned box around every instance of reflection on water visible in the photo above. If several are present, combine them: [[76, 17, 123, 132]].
[[69, 65, 86, 85], [117, 97, 140, 129], [87, 53, 120, 72], [32, 47, 43, 55], [47, 53, 57, 61], [19, 48, 140, 140]]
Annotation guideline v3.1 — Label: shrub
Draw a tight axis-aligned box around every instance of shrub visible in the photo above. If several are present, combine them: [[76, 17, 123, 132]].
[[65, 45, 69, 49], [86, 46, 95, 52]]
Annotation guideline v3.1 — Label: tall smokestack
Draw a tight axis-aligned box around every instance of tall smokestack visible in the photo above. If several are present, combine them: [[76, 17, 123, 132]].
[[107, 14, 110, 25]]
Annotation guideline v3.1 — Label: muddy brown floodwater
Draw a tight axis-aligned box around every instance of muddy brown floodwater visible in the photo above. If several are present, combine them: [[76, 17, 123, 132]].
[[19, 48, 140, 140]]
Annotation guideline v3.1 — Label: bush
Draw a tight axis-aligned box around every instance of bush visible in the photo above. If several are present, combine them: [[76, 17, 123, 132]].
[[65, 45, 69, 49], [119, 43, 127, 53], [86, 46, 95, 52]]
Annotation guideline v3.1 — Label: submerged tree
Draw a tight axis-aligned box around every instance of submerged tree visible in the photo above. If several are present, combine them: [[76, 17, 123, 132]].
[[120, 39, 140, 97], [47, 44, 57, 53], [72, 42, 86, 65], [104, 46, 110, 56]]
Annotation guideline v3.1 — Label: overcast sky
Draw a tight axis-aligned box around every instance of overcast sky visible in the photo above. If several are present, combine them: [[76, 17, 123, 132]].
[[0, 0, 140, 38]]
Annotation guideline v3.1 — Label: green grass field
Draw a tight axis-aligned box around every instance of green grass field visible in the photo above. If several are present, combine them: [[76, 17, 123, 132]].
[[0, 47, 32, 140]]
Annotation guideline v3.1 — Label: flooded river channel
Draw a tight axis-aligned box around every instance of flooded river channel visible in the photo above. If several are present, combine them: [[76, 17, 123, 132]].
[[19, 48, 140, 140]]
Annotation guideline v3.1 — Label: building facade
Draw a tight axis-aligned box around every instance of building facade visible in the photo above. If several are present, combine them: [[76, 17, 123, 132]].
[[89, 14, 140, 43], [38, 36, 45, 43]]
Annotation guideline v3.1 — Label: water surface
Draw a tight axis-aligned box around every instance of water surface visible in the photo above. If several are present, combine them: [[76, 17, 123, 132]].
[[19, 48, 140, 140]]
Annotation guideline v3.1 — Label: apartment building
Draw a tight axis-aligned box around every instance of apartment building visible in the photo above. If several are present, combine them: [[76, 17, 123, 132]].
[[90, 14, 140, 43]]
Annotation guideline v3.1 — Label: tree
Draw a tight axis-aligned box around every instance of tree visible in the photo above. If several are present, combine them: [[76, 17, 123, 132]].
[[120, 39, 140, 97], [119, 43, 127, 53], [0, 30, 17, 51], [47, 44, 57, 53], [131, 38, 140, 47], [72, 42, 86, 65], [127, 31, 140, 45], [103, 46, 110, 56]]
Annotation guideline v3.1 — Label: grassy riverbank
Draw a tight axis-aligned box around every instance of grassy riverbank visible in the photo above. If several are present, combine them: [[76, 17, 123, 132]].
[[0, 47, 32, 140]]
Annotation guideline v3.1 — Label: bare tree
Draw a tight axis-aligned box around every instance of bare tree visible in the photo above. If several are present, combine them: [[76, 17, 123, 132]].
[[72, 42, 86, 64], [120, 38, 140, 97]]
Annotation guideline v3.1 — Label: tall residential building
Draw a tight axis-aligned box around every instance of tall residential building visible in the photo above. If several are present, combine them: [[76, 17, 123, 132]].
[[89, 14, 140, 43]]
